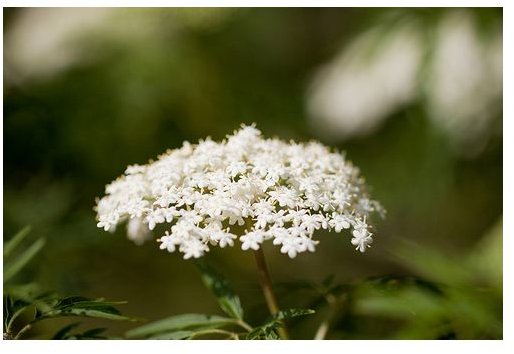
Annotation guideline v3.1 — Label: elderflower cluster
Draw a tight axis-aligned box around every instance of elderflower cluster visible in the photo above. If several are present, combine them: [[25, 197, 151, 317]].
[[95, 125, 384, 259]]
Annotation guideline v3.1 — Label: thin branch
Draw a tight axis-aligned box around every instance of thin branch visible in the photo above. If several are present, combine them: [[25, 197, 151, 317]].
[[314, 293, 345, 340], [253, 248, 289, 340]]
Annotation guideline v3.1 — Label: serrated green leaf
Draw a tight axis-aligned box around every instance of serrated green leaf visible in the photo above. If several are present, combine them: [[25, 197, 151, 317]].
[[246, 321, 280, 340], [38, 297, 131, 322], [126, 313, 237, 338], [4, 226, 32, 257], [194, 260, 243, 319], [247, 308, 315, 340], [4, 237, 45, 283], [272, 308, 315, 321], [264, 330, 280, 340]]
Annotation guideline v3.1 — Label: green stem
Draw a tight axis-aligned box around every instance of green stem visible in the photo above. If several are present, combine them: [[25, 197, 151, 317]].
[[253, 248, 289, 340], [188, 328, 238, 340], [235, 319, 253, 332]]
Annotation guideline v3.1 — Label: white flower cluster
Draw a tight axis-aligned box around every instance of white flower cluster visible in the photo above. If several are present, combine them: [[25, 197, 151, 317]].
[[95, 125, 384, 259]]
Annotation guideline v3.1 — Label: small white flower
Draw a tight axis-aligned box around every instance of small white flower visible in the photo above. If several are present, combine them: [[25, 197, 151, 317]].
[[145, 209, 165, 231], [226, 161, 248, 177], [269, 186, 300, 208], [159, 231, 180, 252], [284, 209, 308, 225], [300, 236, 319, 253], [351, 228, 373, 253], [180, 238, 209, 259], [218, 232, 236, 248], [240, 231, 264, 251], [300, 213, 327, 233], [330, 213, 352, 232], [280, 237, 304, 258], [154, 187, 180, 208], [179, 209, 203, 225], [224, 208, 246, 226], [96, 210, 121, 232], [209, 226, 237, 248], [269, 226, 289, 246]]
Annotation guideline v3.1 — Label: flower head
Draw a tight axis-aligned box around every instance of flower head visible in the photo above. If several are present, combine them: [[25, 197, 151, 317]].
[[95, 124, 384, 259]]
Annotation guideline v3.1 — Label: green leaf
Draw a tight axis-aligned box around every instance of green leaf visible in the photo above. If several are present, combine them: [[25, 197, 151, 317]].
[[263, 330, 280, 340], [42, 306, 130, 321], [51, 296, 126, 309], [53, 296, 91, 309], [246, 308, 315, 340], [246, 322, 280, 340], [4, 237, 46, 283], [149, 331, 194, 339], [272, 308, 315, 321], [194, 260, 243, 319], [38, 297, 132, 322], [126, 313, 237, 338], [4, 226, 32, 257], [49, 308, 130, 321]]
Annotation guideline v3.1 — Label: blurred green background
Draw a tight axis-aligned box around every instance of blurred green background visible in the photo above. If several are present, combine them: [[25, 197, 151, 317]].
[[3, 8, 502, 339]]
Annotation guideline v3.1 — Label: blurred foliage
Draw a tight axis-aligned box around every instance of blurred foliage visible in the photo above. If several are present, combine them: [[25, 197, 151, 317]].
[[3, 7, 502, 339], [3, 227, 132, 339], [351, 218, 502, 339], [265, 218, 502, 339]]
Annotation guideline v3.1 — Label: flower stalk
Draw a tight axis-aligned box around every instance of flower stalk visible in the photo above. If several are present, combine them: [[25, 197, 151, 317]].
[[253, 248, 289, 340]]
